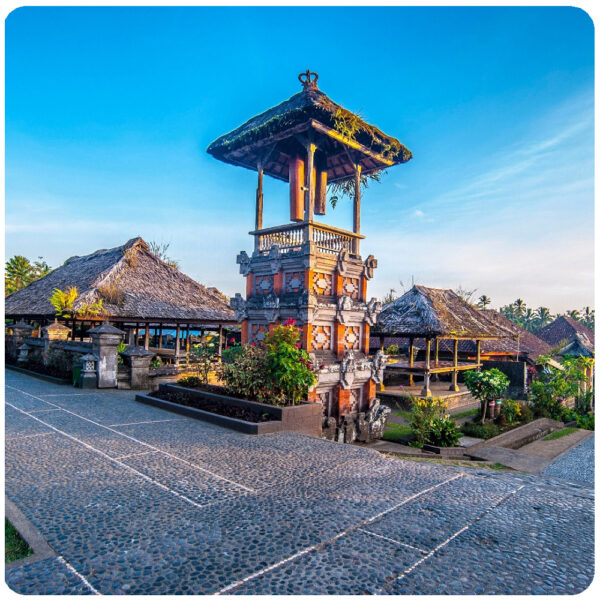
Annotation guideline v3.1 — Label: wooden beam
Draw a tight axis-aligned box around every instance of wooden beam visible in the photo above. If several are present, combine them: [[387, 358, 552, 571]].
[[304, 143, 316, 222], [408, 337, 415, 387], [255, 163, 264, 231], [353, 164, 362, 236], [450, 338, 459, 392]]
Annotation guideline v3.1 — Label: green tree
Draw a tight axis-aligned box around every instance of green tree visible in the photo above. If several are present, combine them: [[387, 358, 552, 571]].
[[513, 298, 526, 317], [5, 255, 52, 296], [535, 307, 553, 329], [464, 368, 510, 424], [581, 307, 595, 330], [567, 309, 581, 321], [477, 295, 492, 309], [49, 287, 78, 317]]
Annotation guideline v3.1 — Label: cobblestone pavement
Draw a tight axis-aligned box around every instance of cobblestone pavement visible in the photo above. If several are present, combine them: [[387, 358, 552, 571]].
[[541, 435, 595, 487], [4, 370, 595, 595]]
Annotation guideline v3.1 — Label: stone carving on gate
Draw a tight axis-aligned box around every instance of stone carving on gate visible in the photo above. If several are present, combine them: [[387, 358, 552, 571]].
[[365, 297, 383, 326], [371, 349, 388, 385], [343, 326, 361, 351], [237, 251, 251, 275], [342, 277, 360, 299], [363, 254, 378, 280], [284, 271, 305, 293], [311, 325, 332, 351], [336, 295, 354, 324], [312, 272, 333, 295], [230, 293, 247, 322], [336, 249, 352, 277], [340, 350, 357, 389]]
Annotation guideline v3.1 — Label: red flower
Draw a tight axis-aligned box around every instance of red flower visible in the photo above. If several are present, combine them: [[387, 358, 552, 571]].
[[251, 342, 256, 347], [284, 318, 296, 326], [296, 342, 302, 349], [230, 337, 235, 343], [320, 364, 325, 370]]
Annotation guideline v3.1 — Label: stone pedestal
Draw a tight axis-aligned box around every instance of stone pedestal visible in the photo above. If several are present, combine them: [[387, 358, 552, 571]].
[[120, 346, 155, 390], [78, 353, 98, 389], [12, 321, 34, 345], [89, 322, 125, 388]]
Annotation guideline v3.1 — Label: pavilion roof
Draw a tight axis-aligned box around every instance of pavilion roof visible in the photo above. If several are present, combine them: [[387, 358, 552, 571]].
[[207, 70, 412, 183], [536, 315, 594, 355], [5, 237, 235, 324], [376, 285, 514, 339]]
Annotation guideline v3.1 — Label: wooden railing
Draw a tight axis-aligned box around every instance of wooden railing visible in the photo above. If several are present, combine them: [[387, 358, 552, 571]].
[[250, 222, 364, 256]]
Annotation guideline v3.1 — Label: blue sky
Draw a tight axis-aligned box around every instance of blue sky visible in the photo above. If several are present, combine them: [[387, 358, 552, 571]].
[[5, 6, 594, 312]]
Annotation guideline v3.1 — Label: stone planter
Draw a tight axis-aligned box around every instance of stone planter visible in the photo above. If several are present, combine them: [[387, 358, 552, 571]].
[[135, 383, 322, 436]]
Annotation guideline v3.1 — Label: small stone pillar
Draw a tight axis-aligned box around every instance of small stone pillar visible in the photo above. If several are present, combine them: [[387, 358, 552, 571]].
[[12, 321, 34, 345], [120, 346, 155, 390], [89, 322, 125, 388], [17, 343, 30, 364], [78, 353, 98, 389], [42, 320, 71, 363]]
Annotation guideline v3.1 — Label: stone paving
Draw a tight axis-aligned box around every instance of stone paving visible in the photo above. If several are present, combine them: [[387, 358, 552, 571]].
[[4, 369, 595, 595]]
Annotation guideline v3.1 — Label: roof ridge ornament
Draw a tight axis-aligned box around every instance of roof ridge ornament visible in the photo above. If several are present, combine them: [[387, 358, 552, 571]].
[[298, 69, 318, 90]]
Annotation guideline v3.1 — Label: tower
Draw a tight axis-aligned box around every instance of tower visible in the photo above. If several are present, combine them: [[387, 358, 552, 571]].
[[207, 71, 412, 441]]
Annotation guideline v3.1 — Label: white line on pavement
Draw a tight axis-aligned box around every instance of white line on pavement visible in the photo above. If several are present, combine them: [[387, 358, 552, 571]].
[[108, 419, 185, 427], [27, 408, 62, 413], [5, 432, 56, 440], [379, 484, 527, 592], [6, 384, 255, 493], [114, 450, 160, 460], [357, 528, 428, 554], [57, 556, 101, 595], [6, 401, 211, 511], [216, 473, 465, 594]]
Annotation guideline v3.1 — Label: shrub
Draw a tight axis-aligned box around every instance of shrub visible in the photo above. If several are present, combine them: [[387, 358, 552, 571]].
[[409, 396, 462, 448], [464, 369, 510, 423], [563, 410, 595, 431], [191, 335, 220, 384], [502, 397, 522, 424], [461, 420, 500, 439], [384, 344, 400, 355], [177, 376, 203, 388]]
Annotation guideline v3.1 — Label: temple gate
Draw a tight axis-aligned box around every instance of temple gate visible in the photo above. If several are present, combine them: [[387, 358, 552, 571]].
[[207, 71, 412, 441]]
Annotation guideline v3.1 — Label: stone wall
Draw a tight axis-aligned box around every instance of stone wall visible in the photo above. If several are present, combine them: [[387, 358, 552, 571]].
[[482, 360, 527, 399]]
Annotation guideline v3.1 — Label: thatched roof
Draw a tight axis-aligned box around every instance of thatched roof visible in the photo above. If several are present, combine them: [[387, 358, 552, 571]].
[[376, 286, 514, 339], [536, 316, 594, 355], [207, 71, 412, 183], [5, 237, 235, 323]]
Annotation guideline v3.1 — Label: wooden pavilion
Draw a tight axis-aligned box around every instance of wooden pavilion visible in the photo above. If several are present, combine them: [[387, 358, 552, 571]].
[[5, 237, 236, 360], [375, 286, 514, 396]]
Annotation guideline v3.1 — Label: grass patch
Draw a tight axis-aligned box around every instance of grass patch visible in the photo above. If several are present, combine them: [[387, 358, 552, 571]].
[[382, 422, 413, 443], [543, 427, 579, 441], [392, 410, 412, 421], [451, 408, 479, 420], [5, 519, 33, 563]]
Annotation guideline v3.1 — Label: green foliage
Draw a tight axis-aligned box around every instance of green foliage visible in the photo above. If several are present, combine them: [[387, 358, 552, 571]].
[[222, 321, 317, 406], [329, 170, 385, 209], [382, 423, 413, 443], [150, 356, 162, 369], [384, 344, 400, 355], [477, 295, 492, 309], [464, 368, 510, 423], [460, 420, 500, 439], [529, 354, 592, 421], [177, 376, 203, 388], [499, 299, 595, 332], [76, 298, 105, 318], [5, 255, 51, 296], [543, 427, 578, 441], [409, 397, 462, 448], [116, 340, 127, 366], [191, 334, 219, 384], [49, 286, 78, 317], [5, 519, 33, 563], [148, 241, 179, 270], [263, 320, 317, 406], [563, 410, 595, 431], [501, 397, 522, 424]]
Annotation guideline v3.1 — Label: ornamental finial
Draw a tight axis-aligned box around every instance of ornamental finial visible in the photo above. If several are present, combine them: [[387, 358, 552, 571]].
[[298, 69, 319, 90]]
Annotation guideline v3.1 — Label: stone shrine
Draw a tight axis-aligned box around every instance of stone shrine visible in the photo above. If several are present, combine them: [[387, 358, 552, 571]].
[[208, 71, 412, 441]]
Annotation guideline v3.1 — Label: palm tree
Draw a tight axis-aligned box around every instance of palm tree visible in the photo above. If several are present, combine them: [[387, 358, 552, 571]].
[[582, 307, 595, 330], [477, 295, 491, 309], [536, 307, 553, 328], [5, 255, 34, 296], [567, 309, 581, 321], [513, 298, 527, 317], [523, 308, 535, 331]]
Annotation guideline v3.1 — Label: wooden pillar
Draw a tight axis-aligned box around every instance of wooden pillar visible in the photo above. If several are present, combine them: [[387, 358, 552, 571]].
[[175, 324, 181, 361], [158, 325, 163, 349], [80, 321, 85, 342], [353, 164, 362, 254], [128, 328, 135, 345], [314, 168, 327, 215], [255, 164, 264, 231], [71, 319, 76, 341], [304, 143, 316, 222], [135, 323, 139, 345], [144, 324, 150, 350], [408, 337, 415, 387], [450, 338, 459, 392], [290, 156, 305, 222], [186, 325, 191, 352], [433, 338, 440, 381], [218, 324, 223, 357], [476, 340, 481, 366], [422, 338, 432, 398]]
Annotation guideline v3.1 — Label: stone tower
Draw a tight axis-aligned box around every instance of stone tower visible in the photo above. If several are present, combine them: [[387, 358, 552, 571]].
[[207, 71, 412, 441]]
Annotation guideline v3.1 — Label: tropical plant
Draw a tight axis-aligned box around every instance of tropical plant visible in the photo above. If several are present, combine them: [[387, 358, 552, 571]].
[[535, 307, 553, 328], [191, 334, 220, 384], [263, 319, 317, 405], [409, 396, 461, 448], [49, 287, 78, 317], [501, 397, 522, 424], [463, 368, 510, 424], [5, 255, 52, 296], [382, 288, 397, 305], [477, 295, 492, 309], [384, 343, 400, 355]]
